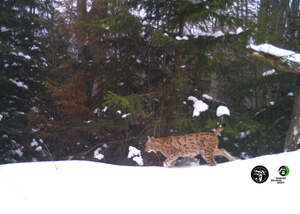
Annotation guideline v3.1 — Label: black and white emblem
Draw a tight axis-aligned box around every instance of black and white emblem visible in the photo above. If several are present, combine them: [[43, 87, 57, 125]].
[[251, 165, 269, 183]]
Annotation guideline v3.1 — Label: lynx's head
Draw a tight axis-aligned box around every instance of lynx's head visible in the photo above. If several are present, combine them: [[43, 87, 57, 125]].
[[145, 136, 159, 153]]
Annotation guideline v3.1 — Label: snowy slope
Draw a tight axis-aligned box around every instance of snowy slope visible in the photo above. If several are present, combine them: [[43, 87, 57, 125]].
[[1, 150, 300, 214]]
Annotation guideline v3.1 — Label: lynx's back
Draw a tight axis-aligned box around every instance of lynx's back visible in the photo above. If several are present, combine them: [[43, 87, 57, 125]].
[[145, 128, 235, 167]]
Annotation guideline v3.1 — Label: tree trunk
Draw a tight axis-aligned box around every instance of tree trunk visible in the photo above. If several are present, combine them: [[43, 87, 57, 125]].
[[77, 0, 88, 59], [89, 0, 108, 98], [209, 71, 219, 99], [154, 46, 167, 137], [288, 0, 300, 48], [284, 77, 300, 151], [165, 20, 184, 136], [77, 0, 87, 18]]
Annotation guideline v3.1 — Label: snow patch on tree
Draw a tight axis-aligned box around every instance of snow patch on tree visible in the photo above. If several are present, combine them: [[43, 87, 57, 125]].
[[127, 146, 144, 166], [94, 148, 104, 160], [294, 126, 300, 145], [30, 139, 43, 152], [262, 69, 276, 76], [122, 113, 131, 118], [216, 105, 230, 117], [176, 35, 189, 41], [9, 79, 28, 90], [17, 52, 31, 60], [102, 106, 108, 112], [202, 94, 213, 100], [188, 96, 209, 117], [240, 130, 251, 139], [188, 95, 231, 118]]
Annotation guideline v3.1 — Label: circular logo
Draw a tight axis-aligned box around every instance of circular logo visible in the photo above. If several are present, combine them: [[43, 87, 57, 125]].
[[251, 165, 269, 183], [279, 166, 289, 176]]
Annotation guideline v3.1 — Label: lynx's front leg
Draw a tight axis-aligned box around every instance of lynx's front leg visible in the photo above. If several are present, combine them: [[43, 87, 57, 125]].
[[164, 154, 179, 167]]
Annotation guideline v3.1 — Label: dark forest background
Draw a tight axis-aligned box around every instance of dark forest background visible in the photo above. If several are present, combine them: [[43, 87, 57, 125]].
[[1, 0, 300, 166]]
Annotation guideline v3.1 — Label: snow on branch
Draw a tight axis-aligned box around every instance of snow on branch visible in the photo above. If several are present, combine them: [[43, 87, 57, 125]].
[[9, 78, 28, 89], [216, 106, 230, 117], [188, 96, 209, 117], [188, 95, 231, 118], [128, 146, 144, 166], [247, 43, 300, 75]]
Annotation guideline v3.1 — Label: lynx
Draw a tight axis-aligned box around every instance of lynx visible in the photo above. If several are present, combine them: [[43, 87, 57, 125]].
[[145, 128, 235, 167]]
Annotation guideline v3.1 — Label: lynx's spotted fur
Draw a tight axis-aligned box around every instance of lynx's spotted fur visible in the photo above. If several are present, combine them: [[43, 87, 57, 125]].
[[145, 128, 235, 167]]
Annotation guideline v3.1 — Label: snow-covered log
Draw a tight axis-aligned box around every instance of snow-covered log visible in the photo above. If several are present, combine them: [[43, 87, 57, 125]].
[[247, 43, 300, 75]]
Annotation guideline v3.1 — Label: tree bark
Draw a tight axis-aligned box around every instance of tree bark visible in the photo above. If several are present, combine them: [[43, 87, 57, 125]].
[[209, 71, 219, 99], [89, 0, 108, 98], [77, 0, 88, 59], [77, 0, 87, 19], [165, 20, 184, 136]]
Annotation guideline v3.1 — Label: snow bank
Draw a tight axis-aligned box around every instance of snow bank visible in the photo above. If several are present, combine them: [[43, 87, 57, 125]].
[[0, 150, 299, 214]]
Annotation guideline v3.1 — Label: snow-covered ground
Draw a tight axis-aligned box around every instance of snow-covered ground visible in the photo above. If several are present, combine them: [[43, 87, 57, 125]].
[[1, 150, 299, 214]]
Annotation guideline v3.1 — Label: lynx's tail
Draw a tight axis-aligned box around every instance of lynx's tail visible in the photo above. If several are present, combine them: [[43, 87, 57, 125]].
[[214, 127, 224, 136]]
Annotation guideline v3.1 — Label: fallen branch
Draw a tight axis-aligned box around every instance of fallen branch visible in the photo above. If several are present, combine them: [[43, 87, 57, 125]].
[[246, 44, 300, 75]]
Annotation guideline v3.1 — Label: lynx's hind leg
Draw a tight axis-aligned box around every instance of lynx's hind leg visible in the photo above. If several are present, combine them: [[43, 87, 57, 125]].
[[215, 148, 235, 161]]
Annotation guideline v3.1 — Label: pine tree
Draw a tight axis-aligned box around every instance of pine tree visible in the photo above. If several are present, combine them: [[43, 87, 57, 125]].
[[0, 0, 53, 163], [247, 0, 300, 153]]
